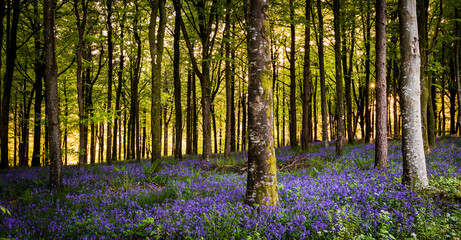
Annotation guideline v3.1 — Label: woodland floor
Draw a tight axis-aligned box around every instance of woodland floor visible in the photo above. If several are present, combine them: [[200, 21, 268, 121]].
[[1, 138, 461, 239]]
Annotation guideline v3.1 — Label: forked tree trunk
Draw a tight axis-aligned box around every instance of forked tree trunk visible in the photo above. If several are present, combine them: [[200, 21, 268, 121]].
[[399, 0, 428, 188], [245, 0, 279, 206]]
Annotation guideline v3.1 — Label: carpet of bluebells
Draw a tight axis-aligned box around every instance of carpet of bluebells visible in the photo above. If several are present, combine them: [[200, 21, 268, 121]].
[[1, 138, 461, 239]]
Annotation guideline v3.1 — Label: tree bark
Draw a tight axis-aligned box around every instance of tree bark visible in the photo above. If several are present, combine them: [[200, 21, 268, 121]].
[[173, 0, 182, 160], [333, 0, 344, 156], [106, 0, 114, 165], [399, 0, 428, 188], [44, 0, 62, 190], [364, 0, 372, 143], [31, 1, 45, 167], [375, 0, 388, 168], [317, 0, 328, 147], [417, 0, 430, 153], [0, 0, 20, 169], [150, 0, 166, 170], [224, 0, 232, 158], [289, 0, 298, 148], [245, 0, 279, 206], [455, 8, 461, 137], [73, 0, 89, 170], [186, 70, 192, 154], [301, 0, 311, 151], [112, 11, 125, 163]]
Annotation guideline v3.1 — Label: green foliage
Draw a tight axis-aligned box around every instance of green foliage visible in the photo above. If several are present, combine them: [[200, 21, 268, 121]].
[[136, 188, 178, 206]]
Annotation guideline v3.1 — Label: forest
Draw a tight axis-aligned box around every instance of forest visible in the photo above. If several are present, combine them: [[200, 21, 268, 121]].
[[0, 0, 461, 238]]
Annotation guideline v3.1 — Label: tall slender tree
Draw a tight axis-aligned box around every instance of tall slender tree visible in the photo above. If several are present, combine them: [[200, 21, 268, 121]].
[[333, 0, 344, 155], [301, 0, 311, 151], [289, 0, 298, 148], [375, 0, 388, 168], [173, 0, 182, 160], [106, 0, 114, 165], [399, 0, 428, 188], [224, 0, 232, 158], [0, 0, 20, 169], [44, 0, 62, 189], [317, 0, 329, 147], [149, 0, 166, 170], [245, 0, 279, 206], [73, 0, 89, 169]]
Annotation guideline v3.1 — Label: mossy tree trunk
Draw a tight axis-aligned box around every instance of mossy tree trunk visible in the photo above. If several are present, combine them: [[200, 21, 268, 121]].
[[245, 0, 279, 207]]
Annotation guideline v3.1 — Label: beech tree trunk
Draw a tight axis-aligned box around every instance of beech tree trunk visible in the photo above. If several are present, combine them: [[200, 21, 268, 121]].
[[455, 8, 461, 137], [375, 0, 388, 168], [301, 0, 311, 151], [224, 0, 232, 158], [112, 12, 125, 163], [245, 0, 279, 206], [73, 0, 89, 170], [333, 0, 344, 156], [0, 0, 20, 169], [32, 1, 45, 167], [399, 0, 428, 188], [317, 0, 328, 147], [149, 0, 166, 169], [106, 0, 113, 165], [289, 0, 298, 148], [186, 70, 192, 154], [417, 0, 430, 153], [173, 0, 182, 160], [44, 0, 62, 189]]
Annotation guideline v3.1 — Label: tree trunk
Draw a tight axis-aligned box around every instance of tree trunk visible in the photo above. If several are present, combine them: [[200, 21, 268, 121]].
[[186, 70, 192, 154], [106, 0, 114, 165], [242, 93, 247, 151], [456, 8, 461, 137], [230, 36, 236, 152], [19, 79, 33, 167], [0, 0, 20, 169], [192, 72, 198, 155], [333, 0, 344, 156], [375, 0, 388, 168], [364, 0, 372, 143], [130, 1, 142, 161], [301, 0, 311, 151], [399, 0, 428, 188], [44, 0, 62, 189], [31, 1, 45, 168], [417, 0, 430, 153], [173, 0, 182, 160], [245, 0, 279, 206], [342, 8, 355, 144], [224, 0, 232, 158], [317, 0, 328, 147], [150, 0, 166, 169], [112, 16, 124, 162], [73, 0, 88, 170], [289, 0, 298, 148]]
